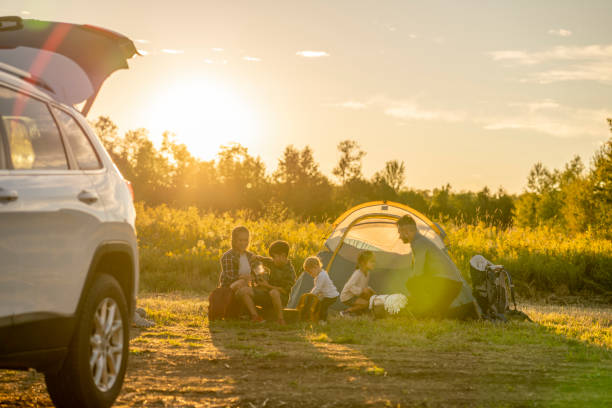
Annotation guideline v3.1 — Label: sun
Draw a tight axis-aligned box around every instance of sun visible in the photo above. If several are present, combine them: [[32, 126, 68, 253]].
[[145, 78, 259, 160]]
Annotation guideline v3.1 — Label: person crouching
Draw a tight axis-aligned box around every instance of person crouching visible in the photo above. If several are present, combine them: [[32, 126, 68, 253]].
[[304, 256, 339, 323], [340, 250, 376, 316]]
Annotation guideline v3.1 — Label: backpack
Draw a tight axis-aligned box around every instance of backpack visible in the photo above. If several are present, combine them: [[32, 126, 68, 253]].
[[469, 255, 531, 322], [208, 287, 242, 321], [296, 293, 321, 323]]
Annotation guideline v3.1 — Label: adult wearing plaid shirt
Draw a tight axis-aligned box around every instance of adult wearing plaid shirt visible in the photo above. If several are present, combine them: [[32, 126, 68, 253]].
[[219, 226, 264, 322]]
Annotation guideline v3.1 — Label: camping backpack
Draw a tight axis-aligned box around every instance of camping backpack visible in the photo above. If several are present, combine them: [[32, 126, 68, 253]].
[[296, 293, 321, 323], [469, 255, 531, 322], [208, 287, 241, 321]]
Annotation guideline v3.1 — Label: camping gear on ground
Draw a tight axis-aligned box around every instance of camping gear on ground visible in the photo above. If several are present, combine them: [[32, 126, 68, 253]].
[[287, 201, 479, 319], [282, 308, 300, 324], [369, 294, 409, 318], [208, 287, 242, 321], [132, 307, 155, 328], [296, 293, 321, 322], [469, 255, 531, 322]]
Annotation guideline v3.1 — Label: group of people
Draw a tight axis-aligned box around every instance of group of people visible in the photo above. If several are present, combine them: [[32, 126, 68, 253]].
[[218, 215, 471, 324]]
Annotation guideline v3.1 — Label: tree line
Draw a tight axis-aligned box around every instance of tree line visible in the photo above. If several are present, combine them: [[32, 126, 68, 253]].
[[93, 116, 612, 234]]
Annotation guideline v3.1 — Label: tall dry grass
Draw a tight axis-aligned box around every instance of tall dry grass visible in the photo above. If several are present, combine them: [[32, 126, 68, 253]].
[[137, 204, 612, 297]]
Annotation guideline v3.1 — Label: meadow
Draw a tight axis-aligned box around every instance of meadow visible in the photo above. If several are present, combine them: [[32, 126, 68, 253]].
[[137, 203, 612, 300], [2, 294, 610, 407]]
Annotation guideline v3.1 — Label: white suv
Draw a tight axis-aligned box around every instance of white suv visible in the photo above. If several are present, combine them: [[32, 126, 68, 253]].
[[0, 17, 139, 408]]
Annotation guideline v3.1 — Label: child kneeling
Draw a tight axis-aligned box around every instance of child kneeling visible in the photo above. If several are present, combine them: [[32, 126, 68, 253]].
[[304, 256, 339, 322], [340, 251, 376, 315]]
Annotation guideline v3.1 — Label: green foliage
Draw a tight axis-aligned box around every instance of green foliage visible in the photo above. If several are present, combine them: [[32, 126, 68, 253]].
[[93, 115, 612, 234], [137, 203, 329, 293], [137, 204, 612, 296], [515, 119, 612, 236], [449, 223, 612, 296], [332, 139, 366, 183]]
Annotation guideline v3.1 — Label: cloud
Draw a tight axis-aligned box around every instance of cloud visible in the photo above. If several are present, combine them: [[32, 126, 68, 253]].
[[331, 97, 464, 122], [332, 101, 368, 110], [135, 39, 150, 44], [384, 102, 463, 121], [332, 96, 611, 139], [21, 10, 30, 15], [137, 49, 150, 56], [296, 50, 329, 58], [204, 58, 228, 65], [490, 44, 612, 64], [162, 49, 184, 54], [243, 56, 261, 62], [489, 44, 612, 83], [527, 61, 612, 84], [481, 100, 611, 138], [548, 28, 572, 37], [212, 48, 224, 52]]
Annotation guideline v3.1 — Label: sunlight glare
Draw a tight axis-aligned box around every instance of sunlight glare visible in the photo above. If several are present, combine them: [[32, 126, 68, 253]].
[[146, 78, 258, 160]]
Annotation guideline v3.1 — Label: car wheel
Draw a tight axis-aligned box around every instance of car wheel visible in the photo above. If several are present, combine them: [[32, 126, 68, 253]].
[[45, 274, 129, 408]]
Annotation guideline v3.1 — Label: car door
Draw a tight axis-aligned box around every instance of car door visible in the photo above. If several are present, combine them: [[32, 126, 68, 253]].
[[0, 86, 105, 345]]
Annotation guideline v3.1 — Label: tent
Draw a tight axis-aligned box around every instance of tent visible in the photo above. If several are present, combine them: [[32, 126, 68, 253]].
[[287, 201, 478, 318]]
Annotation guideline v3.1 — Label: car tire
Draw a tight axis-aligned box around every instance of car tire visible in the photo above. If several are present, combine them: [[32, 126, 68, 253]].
[[44, 274, 129, 408]]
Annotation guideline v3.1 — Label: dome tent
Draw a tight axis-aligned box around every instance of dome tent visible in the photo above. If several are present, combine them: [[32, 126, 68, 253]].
[[287, 201, 478, 318]]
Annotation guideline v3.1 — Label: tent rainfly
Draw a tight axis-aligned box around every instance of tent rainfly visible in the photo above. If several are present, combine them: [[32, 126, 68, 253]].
[[287, 201, 479, 319]]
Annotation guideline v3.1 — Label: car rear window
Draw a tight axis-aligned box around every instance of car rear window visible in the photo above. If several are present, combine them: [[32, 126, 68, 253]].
[[0, 86, 68, 170], [52, 107, 102, 170]]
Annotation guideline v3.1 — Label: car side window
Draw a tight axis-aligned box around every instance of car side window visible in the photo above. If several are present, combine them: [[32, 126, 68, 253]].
[[52, 108, 102, 170], [0, 87, 68, 170]]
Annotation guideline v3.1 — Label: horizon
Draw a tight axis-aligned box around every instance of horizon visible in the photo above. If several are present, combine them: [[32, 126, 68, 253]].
[[3, 0, 612, 194]]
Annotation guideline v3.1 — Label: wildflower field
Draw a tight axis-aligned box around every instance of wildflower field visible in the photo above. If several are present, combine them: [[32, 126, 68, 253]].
[[137, 204, 612, 300]]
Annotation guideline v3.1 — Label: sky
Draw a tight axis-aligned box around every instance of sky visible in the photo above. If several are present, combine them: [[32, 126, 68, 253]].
[[3, 0, 612, 193]]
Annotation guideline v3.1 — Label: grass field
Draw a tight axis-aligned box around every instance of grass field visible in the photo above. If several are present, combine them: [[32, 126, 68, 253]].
[[2, 294, 611, 407], [137, 204, 612, 298]]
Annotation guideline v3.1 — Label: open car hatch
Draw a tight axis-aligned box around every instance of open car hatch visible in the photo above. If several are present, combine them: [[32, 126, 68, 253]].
[[0, 16, 138, 115]]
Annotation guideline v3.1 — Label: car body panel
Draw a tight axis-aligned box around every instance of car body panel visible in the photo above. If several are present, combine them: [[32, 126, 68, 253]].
[[0, 18, 138, 107]]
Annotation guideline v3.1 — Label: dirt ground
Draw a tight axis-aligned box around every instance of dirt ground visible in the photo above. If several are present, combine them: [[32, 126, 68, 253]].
[[1, 296, 611, 408]]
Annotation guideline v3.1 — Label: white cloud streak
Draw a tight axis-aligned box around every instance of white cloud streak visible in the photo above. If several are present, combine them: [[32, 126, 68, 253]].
[[243, 56, 261, 62], [481, 100, 611, 138], [548, 28, 572, 37], [296, 50, 329, 58], [489, 44, 612, 84], [333, 96, 611, 139], [331, 97, 464, 122]]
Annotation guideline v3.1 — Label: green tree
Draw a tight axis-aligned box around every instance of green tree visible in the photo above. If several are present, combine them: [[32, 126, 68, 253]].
[[273, 145, 333, 218], [332, 140, 366, 184], [590, 119, 612, 231], [373, 160, 406, 193]]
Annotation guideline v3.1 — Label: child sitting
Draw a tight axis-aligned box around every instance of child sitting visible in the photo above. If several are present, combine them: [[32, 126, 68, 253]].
[[340, 250, 376, 315], [257, 240, 296, 325], [304, 256, 339, 323]]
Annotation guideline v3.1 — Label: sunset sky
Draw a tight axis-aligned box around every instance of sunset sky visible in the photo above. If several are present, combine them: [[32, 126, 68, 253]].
[[3, 0, 611, 193]]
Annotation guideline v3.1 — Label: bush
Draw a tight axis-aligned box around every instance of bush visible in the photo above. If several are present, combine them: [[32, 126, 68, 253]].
[[137, 204, 612, 297]]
